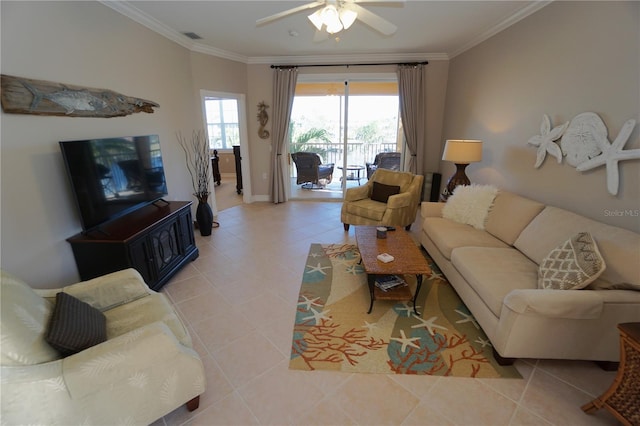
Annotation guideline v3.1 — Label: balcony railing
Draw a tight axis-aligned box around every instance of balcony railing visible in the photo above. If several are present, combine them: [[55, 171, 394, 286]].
[[290, 142, 398, 169]]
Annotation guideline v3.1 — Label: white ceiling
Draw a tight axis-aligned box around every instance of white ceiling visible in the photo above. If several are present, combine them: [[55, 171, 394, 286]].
[[102, 0, 550, 64]]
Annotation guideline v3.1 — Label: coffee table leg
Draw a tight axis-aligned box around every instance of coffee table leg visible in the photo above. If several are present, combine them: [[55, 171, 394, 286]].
[[413, 274, 423, 316], [367, 274, 375, 314]]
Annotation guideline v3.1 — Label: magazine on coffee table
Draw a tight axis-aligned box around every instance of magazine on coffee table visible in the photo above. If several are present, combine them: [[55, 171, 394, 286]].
[[375, 275, 407, 291]]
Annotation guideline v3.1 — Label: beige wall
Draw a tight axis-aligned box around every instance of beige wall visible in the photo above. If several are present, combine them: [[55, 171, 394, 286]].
[[441, 1, 639, 232], [247, 64, 273, 198], [0, 2, 250, 287]]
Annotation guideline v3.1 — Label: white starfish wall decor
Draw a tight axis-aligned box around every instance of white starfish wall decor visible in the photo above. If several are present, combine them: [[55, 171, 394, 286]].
[[527, 114, 569, 168], [576, 118, 639, 195]]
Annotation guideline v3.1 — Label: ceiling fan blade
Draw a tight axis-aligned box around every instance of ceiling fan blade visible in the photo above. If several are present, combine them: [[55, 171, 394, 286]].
[[313, 30, 329, 43], [256, 1, 325, 26], [350, 3, 397, 35]]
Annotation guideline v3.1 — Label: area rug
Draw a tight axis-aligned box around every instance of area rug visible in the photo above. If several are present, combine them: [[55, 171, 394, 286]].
[[289, 243, 521, 378]]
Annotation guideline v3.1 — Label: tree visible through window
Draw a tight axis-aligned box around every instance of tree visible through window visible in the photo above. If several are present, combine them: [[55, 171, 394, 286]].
[[204, 98, 239, 149]]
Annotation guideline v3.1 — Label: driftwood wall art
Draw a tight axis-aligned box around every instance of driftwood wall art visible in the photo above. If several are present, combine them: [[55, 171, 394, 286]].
[[527, 112, 640, 195], [257, 101, 270, 139], [1, 74, 159, 118]]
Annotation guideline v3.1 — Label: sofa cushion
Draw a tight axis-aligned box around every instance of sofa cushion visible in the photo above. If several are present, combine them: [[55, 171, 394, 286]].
[[442, 184, 498, 230], [344, 199, 387, 221], [515, 206, 639, 289], [370, 182, 400, 203], [1, 270, 60, 365], [45, 292, 107, 357], [423, 217, 510, 260], [485, 191, 545, 245], [538, 232, 606, 290], [451, 247, 538, 317]]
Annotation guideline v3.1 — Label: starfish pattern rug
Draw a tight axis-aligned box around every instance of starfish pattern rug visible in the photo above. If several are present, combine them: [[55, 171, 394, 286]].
[[289, 243, 521, 378]]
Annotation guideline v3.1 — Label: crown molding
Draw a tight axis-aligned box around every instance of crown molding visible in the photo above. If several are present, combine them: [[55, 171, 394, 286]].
[[100, 0, 550, 64], [449, 0, 553, 58], [99, 0, 250, 63], [247, 52, 448, 66]]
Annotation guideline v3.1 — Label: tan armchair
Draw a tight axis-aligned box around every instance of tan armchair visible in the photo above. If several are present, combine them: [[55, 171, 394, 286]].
[[1, 268, 205, 425], [341, 168, 424, 231]]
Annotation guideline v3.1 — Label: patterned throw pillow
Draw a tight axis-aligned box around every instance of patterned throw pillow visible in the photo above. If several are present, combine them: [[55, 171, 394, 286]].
[[538, 232, 606, 290], [45, 292, 107, 357]]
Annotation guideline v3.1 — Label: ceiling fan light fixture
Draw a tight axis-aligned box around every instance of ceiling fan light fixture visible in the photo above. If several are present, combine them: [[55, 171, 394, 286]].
[[325, 20, 343, 34], [339, 8, 357, 30], [322, 5, 343, 33], [307, 10, 324, 31]]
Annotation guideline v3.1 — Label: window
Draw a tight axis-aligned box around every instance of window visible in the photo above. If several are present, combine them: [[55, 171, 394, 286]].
[[204, 98, 239, 150]]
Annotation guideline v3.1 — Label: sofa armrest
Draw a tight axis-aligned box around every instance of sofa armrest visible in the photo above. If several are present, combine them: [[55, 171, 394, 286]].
[[503, 289, 604, 320], [62, 321, 201, 399], [35, 269, 152, 311], [421, 201, 444, 218]]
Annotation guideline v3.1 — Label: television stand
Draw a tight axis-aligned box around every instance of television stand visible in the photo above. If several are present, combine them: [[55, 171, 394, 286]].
[[67, 201, 199, 291]]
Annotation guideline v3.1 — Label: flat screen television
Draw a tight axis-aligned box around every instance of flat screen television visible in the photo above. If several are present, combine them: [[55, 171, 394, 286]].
[[60, 135, 168, 232]]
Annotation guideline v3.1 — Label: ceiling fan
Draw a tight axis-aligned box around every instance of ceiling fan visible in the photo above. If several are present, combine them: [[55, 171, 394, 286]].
[[256, 0, 404, 40]]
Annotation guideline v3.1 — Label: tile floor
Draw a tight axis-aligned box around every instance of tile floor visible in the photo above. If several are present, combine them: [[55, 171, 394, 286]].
[[153, 201, 620, 426]]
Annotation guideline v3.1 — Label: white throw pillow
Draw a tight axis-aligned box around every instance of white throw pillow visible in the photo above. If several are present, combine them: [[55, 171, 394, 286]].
[[538, 232, 606, 290], [442, 184, 498, 230]]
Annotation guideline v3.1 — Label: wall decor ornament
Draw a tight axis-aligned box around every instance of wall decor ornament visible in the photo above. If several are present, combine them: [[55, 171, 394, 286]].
[[527, 114, 569, 168], [257, 101, 270, 139], [0, 74, 159, 118], [561, 112, 608, 167], [574, 117, 638, 195], [527, 112, 640, 195]]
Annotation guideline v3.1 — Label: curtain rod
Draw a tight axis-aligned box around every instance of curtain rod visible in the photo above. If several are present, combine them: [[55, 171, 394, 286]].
[[271, 61, 428, 69]]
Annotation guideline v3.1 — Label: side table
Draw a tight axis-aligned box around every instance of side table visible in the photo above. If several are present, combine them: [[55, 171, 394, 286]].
[[338, 165, 366, 185], [581, 322, 640, 425]]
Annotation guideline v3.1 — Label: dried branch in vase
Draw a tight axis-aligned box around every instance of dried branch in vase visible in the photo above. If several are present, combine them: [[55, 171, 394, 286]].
[[177, 130, 211, 202]]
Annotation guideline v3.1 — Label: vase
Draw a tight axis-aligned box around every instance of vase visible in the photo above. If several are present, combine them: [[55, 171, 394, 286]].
[[195, 198, 213, 236]]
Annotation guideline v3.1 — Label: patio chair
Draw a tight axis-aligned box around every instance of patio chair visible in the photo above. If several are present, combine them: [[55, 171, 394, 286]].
[[291, 152, 335, 189], [366, 152, 401, 179]]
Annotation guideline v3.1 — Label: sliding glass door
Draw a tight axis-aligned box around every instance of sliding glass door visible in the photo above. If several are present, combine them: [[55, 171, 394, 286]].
[[289, 75, 401, 199]]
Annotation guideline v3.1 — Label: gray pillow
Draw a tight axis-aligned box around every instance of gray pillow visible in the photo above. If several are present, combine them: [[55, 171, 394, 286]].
[[45, 292, 107, 357]]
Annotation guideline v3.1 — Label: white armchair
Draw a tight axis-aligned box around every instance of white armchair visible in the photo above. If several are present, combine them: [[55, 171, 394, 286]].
[[1, 268, 205, 425]]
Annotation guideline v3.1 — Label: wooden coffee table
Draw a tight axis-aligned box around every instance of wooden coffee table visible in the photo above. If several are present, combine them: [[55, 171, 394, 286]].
[[355, 226, 431, 315]]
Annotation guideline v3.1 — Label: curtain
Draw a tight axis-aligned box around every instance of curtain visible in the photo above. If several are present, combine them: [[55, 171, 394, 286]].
[[270, 67, 299, 203], [397, 64, 425, 174]]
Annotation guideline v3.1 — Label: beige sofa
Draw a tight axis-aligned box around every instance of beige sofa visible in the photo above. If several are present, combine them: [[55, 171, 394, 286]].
[[1, 268, 205, 425], [420, 190, 640, 363]]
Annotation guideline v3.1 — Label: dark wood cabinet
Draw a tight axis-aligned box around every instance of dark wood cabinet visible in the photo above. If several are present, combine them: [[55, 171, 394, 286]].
[[67, 201, 199, 291]]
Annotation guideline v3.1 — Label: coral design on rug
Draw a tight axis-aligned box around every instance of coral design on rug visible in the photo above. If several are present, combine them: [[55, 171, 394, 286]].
[[289, 244, 521, 378]]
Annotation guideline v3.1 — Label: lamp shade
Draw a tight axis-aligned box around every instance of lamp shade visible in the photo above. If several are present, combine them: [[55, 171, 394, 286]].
[[442, 140, 483, 164]]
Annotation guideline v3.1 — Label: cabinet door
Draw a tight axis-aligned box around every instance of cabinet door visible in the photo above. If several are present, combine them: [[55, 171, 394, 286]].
[[148, 221, 182, 280], [129, 238, 156, 284], [177, 209, 196, 254]]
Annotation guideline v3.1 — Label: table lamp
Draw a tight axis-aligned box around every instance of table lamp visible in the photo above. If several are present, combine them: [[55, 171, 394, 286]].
[[441, 139, 483, 200]]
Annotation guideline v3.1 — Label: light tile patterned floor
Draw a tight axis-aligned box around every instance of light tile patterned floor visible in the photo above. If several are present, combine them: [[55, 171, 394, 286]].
[[153, 201, 619, 426]]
